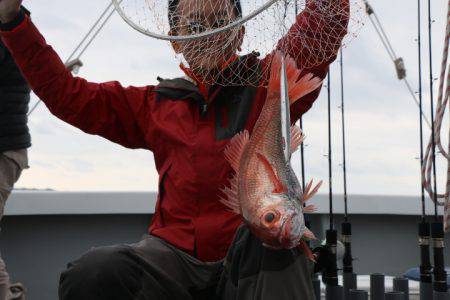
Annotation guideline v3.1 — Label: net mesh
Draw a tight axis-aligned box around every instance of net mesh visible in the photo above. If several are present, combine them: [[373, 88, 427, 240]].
[[114, 0, 364, 86]]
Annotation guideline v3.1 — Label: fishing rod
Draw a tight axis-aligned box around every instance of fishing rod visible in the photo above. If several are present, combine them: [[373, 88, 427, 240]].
[[322, 71, 342, 300], [416, 0, 433, 298], [28, 1, 118, 116], [339, 49, 357, 300]]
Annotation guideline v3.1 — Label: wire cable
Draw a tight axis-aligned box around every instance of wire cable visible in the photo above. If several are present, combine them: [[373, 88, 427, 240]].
[[363, 0, 432, 129], [28, 1, 117, 116]]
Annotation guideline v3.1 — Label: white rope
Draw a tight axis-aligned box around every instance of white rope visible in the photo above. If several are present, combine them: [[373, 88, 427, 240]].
[[421, 0, 450, 232]]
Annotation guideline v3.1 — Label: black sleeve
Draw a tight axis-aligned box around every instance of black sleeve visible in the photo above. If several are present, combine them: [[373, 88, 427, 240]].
[[0, 6, 30, 62], [0, 8, 26, 31]]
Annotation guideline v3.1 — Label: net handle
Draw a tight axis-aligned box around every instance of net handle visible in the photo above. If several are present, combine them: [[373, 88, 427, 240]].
[[112, 0, 281, 41]]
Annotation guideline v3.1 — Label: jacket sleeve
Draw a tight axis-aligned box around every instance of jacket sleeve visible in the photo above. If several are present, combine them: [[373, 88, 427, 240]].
[[0, 14, 154, 150], [264, 0, 350, 123]]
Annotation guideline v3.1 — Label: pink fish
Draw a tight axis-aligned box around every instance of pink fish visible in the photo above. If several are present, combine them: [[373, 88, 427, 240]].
[[221, 51, 323, 258]]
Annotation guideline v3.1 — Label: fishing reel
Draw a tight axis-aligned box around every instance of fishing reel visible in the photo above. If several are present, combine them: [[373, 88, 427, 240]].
[[312, 239, 345, 275]]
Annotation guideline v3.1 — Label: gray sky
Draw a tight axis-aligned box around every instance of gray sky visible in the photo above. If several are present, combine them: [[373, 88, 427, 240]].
[[14, 0, 449, 213]]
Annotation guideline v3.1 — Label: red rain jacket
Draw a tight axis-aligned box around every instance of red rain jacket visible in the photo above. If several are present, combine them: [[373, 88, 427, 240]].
[[1, 2, 348, 262]]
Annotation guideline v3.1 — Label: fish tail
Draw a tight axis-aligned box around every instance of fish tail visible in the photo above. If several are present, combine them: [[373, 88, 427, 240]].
[[268, 51, 302, 96]]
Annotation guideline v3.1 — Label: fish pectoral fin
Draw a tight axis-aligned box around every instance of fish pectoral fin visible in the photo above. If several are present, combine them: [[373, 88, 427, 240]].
[[219, 174, 240, 214], [303, 204, 317, 213], [224, 130, 250, 172], [290, 125, 305, 154], [303, 228, 317, 241], [256, 152, 287, 194], [299, 241, 316, 262], [303, 180, 323, 203], [267, 51, 323, 104]]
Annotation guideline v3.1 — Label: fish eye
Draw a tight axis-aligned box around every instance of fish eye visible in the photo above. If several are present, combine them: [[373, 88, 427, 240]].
[[262, 210, 280, 227], [265, 212, 275, 223]]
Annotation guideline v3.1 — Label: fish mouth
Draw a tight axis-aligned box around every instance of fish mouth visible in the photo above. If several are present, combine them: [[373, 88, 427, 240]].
[[279, 215, 294, 248], [279, 214, 304, 249]]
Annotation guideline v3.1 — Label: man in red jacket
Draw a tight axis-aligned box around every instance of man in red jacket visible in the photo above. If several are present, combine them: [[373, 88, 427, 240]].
[[0, 0, 349, 299]]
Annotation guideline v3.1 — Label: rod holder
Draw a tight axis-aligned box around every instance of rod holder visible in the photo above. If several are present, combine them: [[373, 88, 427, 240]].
[[431, 222, 448, 292], [420, 281, 433, 300], [371, 273, 385, 300], [312, 276, 321, 300], [433, 290, 450, 300], [323, 230, 339, 286], [342, 222, 354, 273], [385, 291, 406, 300], [344, 272, 357, 299], [393, 277, 409, 300], [325, 284, 343, 300], [349, 289, 368, 300], [419, 222, 433, 284]]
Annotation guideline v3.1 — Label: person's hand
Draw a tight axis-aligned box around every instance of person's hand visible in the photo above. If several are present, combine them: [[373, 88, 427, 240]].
[[0, 0, 22, 24]]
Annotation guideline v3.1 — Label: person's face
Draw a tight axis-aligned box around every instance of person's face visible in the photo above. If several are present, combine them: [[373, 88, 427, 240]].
[[170, 0, 245, 77]]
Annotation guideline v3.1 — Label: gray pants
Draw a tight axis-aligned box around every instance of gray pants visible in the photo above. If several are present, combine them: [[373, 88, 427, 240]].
[[59, 225, 315, 300], [0, 149, 28, 300]]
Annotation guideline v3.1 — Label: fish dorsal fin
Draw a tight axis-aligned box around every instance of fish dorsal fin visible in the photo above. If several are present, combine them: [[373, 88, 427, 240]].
[[267, 51, 323, 105], [289, 71, 324, 105], [256, 152, 287, 194], [267, 51, 283, 93], [219, 174, 240, 214], [290, 125, 305, 154], [303, 179, 323, 203], [224, 130, 250, 172]]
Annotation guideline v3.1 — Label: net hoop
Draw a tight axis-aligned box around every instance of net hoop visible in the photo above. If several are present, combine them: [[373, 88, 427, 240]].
[[112, 0, 280, 41]]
